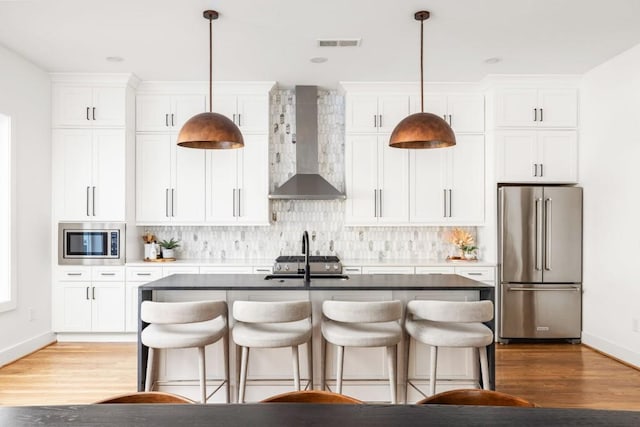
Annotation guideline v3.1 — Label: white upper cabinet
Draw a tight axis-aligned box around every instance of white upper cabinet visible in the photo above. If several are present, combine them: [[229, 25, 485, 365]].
[[496, 130, 577, 183], [136, 134, 206, 224], [53, 128, 125, 221], [494, 88, 577, 128], [136, 94, 205, 132], [412, 93, 485, 133], [345, 134, 409, 225], [345, 94, 410, 133], [214, 94, 270, 133], [53, 85, 126, 128], [206, 134, 269, 225], [410, 135, 485, 224]]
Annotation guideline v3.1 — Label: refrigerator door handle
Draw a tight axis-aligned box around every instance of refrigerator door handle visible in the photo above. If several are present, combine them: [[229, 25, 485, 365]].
[[545, 198, 552, 271], [508, 286, 579, 292], [535, 197, 543, 271]]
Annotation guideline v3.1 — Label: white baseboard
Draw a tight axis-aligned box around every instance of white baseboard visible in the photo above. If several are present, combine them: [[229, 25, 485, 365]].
[[0, 332, 57, 367], [581, 332, 640, 368], [56, 333, 137, 343]]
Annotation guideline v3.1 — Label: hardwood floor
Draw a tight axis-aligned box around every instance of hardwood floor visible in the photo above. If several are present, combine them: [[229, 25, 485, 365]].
[[0, 342, 639, 409]]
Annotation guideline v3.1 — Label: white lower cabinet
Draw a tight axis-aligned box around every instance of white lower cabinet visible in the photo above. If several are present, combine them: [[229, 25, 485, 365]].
[[54, 266, 125, 332], [125, 266, 162, 332]]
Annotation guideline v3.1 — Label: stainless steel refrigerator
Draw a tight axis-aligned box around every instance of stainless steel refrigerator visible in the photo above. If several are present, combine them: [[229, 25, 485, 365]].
[[498, 186, 582, 343]]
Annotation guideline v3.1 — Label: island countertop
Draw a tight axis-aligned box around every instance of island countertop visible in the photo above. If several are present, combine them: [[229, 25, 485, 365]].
[[139, 273, 494, 291]]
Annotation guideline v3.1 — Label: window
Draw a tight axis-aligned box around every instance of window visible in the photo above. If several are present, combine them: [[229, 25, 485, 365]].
[[0, 113, 15, 312]]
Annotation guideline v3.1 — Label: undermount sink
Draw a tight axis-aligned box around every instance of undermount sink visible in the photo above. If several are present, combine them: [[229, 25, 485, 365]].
[[264, 274, 350, 281]]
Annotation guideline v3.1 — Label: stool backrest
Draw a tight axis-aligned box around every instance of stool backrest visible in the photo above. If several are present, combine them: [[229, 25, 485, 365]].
[[323, 300, 402, 323], [417, 389, 535, 407], [407, 300, 493, 323], [96, 391, 194, 404], [261, 390, 363, 404], [233, 300, 311, 323], [141, 300, 227, 325]]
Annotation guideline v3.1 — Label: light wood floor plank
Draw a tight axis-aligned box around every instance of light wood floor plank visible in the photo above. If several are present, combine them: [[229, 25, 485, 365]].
[[0, 342, 639, 409]]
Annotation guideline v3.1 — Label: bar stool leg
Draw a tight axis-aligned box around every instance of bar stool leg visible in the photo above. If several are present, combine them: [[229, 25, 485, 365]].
[[306, 340, 313, 390], [239, 346, 250, 403], [478, 346, 490, 390], [292, 345, 300, 391], [321, 337, 327, 391], [223, 329, 230, 403], [387, 345, 397, 404], [197, 346, 207, 403], [145, 347, 155, 392], [336, 345, 344, 394], [404, 334, 411, 403], [429, 346, 438, 396]]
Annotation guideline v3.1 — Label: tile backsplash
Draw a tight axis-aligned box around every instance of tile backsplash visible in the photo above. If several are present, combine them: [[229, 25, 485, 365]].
[[144, 89, 477, 261]]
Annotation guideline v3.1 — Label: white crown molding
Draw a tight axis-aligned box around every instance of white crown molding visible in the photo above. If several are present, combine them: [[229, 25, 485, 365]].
[[137, 81, 276, 95], [49, 73, 141, 88]]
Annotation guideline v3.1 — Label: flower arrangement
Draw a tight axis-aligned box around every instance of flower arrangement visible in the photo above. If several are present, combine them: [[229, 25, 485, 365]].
[[446, 228, 478, 259]]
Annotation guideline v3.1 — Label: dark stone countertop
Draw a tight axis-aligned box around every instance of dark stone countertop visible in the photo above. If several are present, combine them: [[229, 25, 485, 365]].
[[140, 273, 493, 291]]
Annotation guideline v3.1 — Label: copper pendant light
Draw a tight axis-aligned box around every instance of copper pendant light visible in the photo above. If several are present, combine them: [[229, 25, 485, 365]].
[[389, 11, 456, 149], [178, 10, 244, 149]]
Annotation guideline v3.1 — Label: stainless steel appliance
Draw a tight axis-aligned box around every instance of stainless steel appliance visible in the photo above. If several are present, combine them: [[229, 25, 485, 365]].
[[273, 255, 343, 275], [58, 222, 125, 265], [498, 186, 582, 343]]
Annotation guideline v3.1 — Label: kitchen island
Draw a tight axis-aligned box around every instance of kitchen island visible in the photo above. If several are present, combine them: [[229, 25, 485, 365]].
[[138, 273, 494, 402]]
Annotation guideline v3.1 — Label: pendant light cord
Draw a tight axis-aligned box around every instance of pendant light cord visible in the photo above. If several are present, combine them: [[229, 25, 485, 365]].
[[209, 16, 213, 113], [420, 17, 424, 113]]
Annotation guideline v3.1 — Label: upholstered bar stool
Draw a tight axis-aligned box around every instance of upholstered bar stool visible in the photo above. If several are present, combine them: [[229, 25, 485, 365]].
[[232, 300, 313, 403], [404, 300, 494, 397], [140, 300, 229, 403], [321, 300, 403, 404]]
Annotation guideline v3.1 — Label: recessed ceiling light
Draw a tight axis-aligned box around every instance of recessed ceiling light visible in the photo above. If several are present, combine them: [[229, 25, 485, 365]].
[[310, 57, 328, 64], [484, 57, 502, 64], [106, 56, 124, 63]]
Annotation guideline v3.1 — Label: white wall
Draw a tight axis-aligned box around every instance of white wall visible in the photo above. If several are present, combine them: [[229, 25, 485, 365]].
[[0, 44, 54, 365], [580, 43, 640, 367]]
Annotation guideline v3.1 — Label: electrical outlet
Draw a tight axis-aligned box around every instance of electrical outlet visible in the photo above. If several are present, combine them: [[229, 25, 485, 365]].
[[633, 318, 640, 333], [28, 308, 34, 322]]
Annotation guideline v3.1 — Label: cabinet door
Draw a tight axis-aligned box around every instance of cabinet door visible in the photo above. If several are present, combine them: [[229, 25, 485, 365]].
[[173, 144, 206, 223], [92, 87, 126, 127], [54, 283, 92, 332], [91, 282, 125, 332], [53, 129, 94, 220], [172, 95, 206, 130], [537, 89, 578, 128], [345, 135, 378, 225], [237, 94, 269, 133], [496, 131, 538, 182], [237, 134, 269, 224], [206, 149, 238, 224], [378, 136, 409, 223], [92, 129, 125, 221], [345, 94, 379, 133], [494, 89, 538, 127], [136, 134, 172, 223], [212, 94, 238, 124], [125, 283, 143, 332], [448, 135, 485, 224], [54, 86, 93, 127], [537, 131, 578, 183], [377, 95, 410, 133], [136, 95, 172, 131], [447, 94, 485, 133], [410, 148, 447, 223]]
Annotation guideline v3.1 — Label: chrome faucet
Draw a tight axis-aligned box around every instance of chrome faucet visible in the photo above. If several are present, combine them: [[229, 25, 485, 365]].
[[302, 230, 310, 283]]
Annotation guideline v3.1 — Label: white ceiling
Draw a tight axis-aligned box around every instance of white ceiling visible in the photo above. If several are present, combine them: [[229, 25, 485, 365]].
[[1, 0, 640, 88]]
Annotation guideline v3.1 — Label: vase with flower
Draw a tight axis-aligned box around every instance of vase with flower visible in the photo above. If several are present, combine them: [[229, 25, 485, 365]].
[[446, 228, 478, 260]]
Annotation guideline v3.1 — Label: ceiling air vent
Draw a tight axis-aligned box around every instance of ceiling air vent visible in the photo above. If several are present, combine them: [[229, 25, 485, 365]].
[[317, 39, 361, 47]]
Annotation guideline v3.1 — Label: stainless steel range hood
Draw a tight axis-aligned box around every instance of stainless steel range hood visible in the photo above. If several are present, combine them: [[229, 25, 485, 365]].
[[269, 86, 345, 200]]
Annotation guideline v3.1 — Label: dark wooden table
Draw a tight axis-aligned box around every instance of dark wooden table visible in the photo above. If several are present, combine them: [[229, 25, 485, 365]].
[[3, 403, 640, 426], [138, 273, 496, 395]]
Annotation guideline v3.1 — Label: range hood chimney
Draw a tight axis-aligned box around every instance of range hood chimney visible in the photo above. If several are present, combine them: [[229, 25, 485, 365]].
[[269, 86, 346, 200]]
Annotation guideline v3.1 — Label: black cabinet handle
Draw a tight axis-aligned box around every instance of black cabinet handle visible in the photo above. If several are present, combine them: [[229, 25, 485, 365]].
[[86, 107, 90, 121], [92, 107, 96, 120]]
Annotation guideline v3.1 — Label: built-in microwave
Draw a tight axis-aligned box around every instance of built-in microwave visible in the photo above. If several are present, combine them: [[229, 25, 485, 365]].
[[58, 222, 125, 265]]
